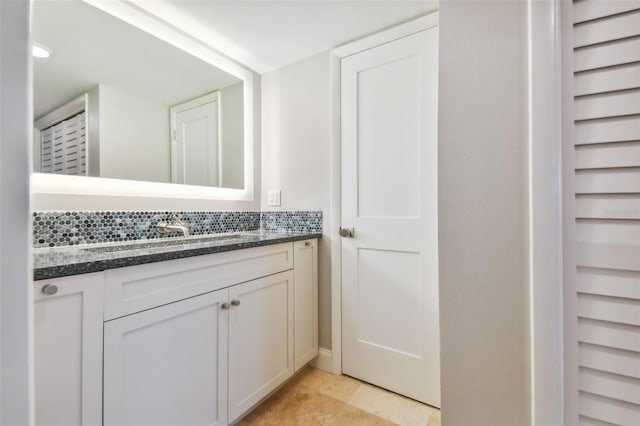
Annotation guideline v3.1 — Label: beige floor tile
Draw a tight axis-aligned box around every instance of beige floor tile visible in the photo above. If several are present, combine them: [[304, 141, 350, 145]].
[[427, 409, 441, 426], [237, 370, 395, 426], [237, 367, 441, 426], [292, 368, 361, 402], [347, 383, 434, 426]]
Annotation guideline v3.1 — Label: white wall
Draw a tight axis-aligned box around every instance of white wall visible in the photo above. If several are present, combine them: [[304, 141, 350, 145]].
[[261, 51, 332, 349], [220, 83, 244, 189], [261, 15, 534, 421], [98, 84, 171, 183], [0, 0, 33, 423], [438, 1, 530, 425]]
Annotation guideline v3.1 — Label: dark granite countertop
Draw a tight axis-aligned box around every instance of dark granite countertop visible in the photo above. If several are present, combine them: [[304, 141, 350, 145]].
[[34, 230, 321, 281]]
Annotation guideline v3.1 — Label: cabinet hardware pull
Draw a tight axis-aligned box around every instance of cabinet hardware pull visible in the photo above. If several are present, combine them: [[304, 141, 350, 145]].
[[304, 241, 312, 247], [231, 299, 241, 307], [41, 284, 58, 296], [221, 302, 231, 310]]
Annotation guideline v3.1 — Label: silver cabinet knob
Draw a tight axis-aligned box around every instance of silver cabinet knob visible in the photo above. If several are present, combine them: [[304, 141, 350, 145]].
[[339, 227, 355, 238], [41, 284, 58, 296], [221, 302, 230, 310], [230, 299, 240, 307]]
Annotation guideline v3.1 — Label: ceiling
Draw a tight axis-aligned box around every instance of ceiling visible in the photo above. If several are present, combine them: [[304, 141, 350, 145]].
[[32, 0, 437, 118], [132, 0, 438, 74], [32, 0, 241, 119]]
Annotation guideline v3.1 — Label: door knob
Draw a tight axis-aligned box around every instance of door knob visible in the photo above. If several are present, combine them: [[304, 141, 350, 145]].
[[221, 303, 230, 310], [230, 299, 240, 307], [339, 227, 355, 238]]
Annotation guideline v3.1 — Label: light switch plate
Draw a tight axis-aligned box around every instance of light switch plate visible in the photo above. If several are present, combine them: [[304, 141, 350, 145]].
[[267, 189, 281, 206]]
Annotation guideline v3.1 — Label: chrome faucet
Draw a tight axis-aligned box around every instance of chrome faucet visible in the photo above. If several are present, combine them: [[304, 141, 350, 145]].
[[156, 214, 190, 237]]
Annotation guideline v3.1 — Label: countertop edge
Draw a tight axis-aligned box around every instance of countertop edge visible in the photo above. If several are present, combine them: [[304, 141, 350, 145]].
[[34, 233, 322, 281]]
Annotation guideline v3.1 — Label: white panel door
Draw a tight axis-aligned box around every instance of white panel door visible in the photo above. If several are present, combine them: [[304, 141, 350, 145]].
[[103, 289, 228, 426], [341, 28, 440, 406], [228, 271, 294, 422], [171, 92, 220, 186], [34, 273, 104, 426]]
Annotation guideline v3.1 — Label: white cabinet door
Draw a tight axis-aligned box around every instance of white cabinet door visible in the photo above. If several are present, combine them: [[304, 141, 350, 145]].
[[293, 239, 318, 371], [228, 271, 294, 422], [34, 273, 104, 426], [104, 289, 228, 426]]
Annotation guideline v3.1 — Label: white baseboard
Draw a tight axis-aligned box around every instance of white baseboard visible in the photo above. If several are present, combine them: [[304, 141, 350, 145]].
[[311, 347, 333, 372]]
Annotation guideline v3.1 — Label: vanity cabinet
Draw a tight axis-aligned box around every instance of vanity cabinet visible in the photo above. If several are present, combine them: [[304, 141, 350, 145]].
[[293, 239, 319, 371], [34, 273, 104, 426], [34, 239, 318, 426], [103, 288, 229, 426], [228, 271, 294, 422]]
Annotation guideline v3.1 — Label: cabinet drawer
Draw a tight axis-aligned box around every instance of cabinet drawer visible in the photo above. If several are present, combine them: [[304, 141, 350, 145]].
[[104, 243, 293, 320]]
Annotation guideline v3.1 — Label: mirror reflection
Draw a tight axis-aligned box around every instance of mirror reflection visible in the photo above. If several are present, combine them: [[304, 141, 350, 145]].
[[32, 0, 245, 189]]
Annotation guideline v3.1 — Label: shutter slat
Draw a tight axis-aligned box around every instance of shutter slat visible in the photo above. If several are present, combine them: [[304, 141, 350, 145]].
[[575, 142, 640, 169], [575, 168, 640, 193], [579, 367, 640, 405], [578, 415, 618, 426], [574, 0, 640, 24], [579, 392, 640, 425], [577, 242, 640, 271], [578, 318, 640, 354], [574, 38, 640, 72], [576, 220, 640, 246], [577, 267, 640, 299], [575, 195, 640, 219], [575, 90, 640, 120], [578, 293, 640, 326], [574, 115, 640, 145], [579, 343, 640, 380], [574, 11, 640, 48], [575, 63, 640, 96]]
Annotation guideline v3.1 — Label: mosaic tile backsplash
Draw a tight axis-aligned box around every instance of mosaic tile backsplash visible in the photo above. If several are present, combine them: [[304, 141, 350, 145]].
[[33, 210, 322, 248]]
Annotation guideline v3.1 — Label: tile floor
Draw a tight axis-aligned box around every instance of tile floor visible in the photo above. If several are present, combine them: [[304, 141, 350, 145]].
[[237, 367, 441, 426]]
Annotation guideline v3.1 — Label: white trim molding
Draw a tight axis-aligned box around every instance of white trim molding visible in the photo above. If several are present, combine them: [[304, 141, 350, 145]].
[[560, 1, 578, 423], [0, 0, 34, 423], [528, 0, 564, 425], [34, 94, 87, 130], [310, 348, 333, 373], [329, 12, 439, 377]]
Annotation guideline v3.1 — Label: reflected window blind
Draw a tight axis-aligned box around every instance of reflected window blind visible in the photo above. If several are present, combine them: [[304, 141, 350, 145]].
[[570, 1, 640, 425], [40, 111, 86, 175]]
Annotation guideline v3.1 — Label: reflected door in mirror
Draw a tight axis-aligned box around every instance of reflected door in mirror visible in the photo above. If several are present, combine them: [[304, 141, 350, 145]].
[[171, 92, 220, 187]]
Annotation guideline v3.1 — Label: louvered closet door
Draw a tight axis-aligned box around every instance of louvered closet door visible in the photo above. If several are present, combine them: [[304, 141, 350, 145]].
[[41, 112, 86, 176], [570, 1, 640, 425]]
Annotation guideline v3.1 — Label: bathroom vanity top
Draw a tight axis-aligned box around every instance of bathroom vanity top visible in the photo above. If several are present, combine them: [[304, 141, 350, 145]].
[[33, 230, 321, 280]]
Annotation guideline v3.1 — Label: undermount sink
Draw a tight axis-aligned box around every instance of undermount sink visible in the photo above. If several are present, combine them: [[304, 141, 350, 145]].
[[80, 233, 249, 254]]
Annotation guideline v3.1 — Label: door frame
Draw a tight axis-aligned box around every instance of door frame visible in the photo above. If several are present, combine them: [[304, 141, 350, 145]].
[[329, 12, 439, 376], [0, 0, 33, 423], [529, 1, 565, 424]]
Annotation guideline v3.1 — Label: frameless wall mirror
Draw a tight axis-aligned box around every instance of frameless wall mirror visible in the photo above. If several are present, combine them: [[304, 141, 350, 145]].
[[31, 0, 255, 200]]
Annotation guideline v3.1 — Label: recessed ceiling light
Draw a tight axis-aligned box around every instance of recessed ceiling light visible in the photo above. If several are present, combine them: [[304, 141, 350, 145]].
[[32, 44, 51, 59]]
